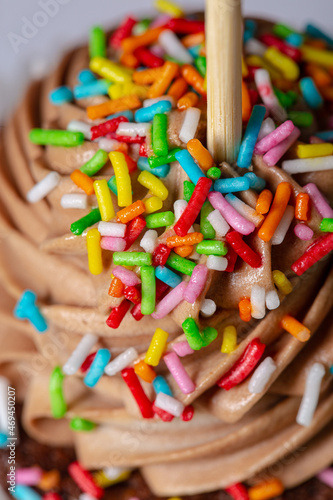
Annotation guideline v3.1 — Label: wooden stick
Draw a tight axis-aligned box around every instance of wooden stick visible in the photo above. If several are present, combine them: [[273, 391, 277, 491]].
[[206, 0, 243, 164]]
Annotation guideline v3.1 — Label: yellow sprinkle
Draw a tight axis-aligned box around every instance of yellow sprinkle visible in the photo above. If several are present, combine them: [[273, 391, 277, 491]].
[[264, 46, 300, 81], [246, 55, 281, 81], [242, 56, 248, 77], [272, 270, 293, 295], [94, 469, 131, 487], [154, 0, 183, 18], [144, 196, 163, 214], [296, 143, 333, 159], [221, 325, 237, 353], [108, 83, 124, 100], [301, 45, 333, 68], [109, 152, 132, 207], [145, 328, 169, 366], [108, 82, 148, 100], [93, 179, 115, 221], [86, 228, 103, 275], [138, 170, 168, 201], [90, 56, 132, 83]]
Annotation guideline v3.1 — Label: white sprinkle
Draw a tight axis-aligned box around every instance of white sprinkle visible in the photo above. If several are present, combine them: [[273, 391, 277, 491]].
[[248, 357, 277, 394], [200, 299, 216, 317], [257, 117, 276, 141], [140, 229, 158, 253], [207, 209, 230, 238], [105, 348, 139, 376], [282, 155, 333, 174], [158, 29, 193, 64], [271, 205, 294, 245], [254, 69, 287, 122], [67, 120, 92, 140], [174, 199, 188, 221], [98, 221, 127, 237], [62, 333, 98, 376], [98, 138, 121, 151], [26, 172, 60, 203], [60, 193, 88, 209], [265, 289, 280, 310], [116, 122, 151, 137], [154, 392, 185, 417], [0, 377, 9, 433], [245, 38, 267, 57], [103, 466, 130, 480], [225, 194, 264, 227], [206, 255, 228, 271], [143, 96, 175, 108], [251, 285, 266, 319], [296, 363, 325, 427], [179, 107, 201, 144]]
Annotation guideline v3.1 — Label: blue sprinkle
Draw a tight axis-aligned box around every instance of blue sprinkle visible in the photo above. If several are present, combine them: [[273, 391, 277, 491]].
[[243, 30, 252, 44], [135, 100, 172, 123], [155, 266, 182, 288], [77, 69, 97, 84], [214, 176, 250, 193], [188, 44, 201, 58], [285, 33, 303, 47], [49, 86, 73, 106], [74, 79, 111, 99], [14, 290, 48, 333], [137, 157, 170, 178], [305, 23, 333, 49], [330, 365, 333, 375], [84, 348, 111, 388], [244, 19, 257, 42], [107, 176, 118, 195], [0, 432, 7, 447], [175, 149, 206, 185], [237, 105, 266, 169], [106, 110, 134, 122], [244, 172, 266, 191], [11, 485, 42, 500], [153, 375, 173, 397], [315, 130, 333, 141], [299, 77, 323, 109]]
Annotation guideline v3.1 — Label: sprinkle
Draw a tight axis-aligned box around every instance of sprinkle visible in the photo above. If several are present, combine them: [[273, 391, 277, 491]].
[[109, 152, 132, 207], [154, 392, 184, 417], [294, 193, 310, 222], [100, 236, 126, 252], [257, 117, 275, 141], [67, 120, 92, 140], [74, 79, 110, 99], [89, 26, 106, 58], [183, 180, 195, 201], [264, 46, 299, 80], [296, 143, 333, 158], [297, 362, 326, 427], [143, 96, 175, 108], [159, 29, 192, 63], [145, 328, 169, 366], [225, 194, 264, 227], [207, 209, 230, 237], [168, 76, 189, 100], [63, 333, 98, 376], [98, 221, 126, 237], [90, 56, 131, 83], [124, 285, 141, 304], [146, 211, 175, 228], [254, 120, 295, 155], [208, 191, 255, 235], [174, 245, 193, 257], [134, 360, 156, 383], [172, 341, 194, 357], [95, 468, 131, 488], [10, 485, 42, 500], [131, 280, 168, 321], [152, 281, 187, 319], [138, 157, 170, 178], [153, 375, 173, 396], [14, 290, 48, 333], [91, 116, 129, 141], [116, 122, 151, 139], [77, 69, 97, 84], [113, 266, 140, 287], [294, 223, 314, 241], [29, 128, 84, 147], [144, 196, 164, 213], [317, 468, 333, 489], [153, 243, 171, 266], [214, 177, 250, 193], [272, 270, 293, 295], [15, 468, 43, 486], [282, 155, 333, 174], [26, 171, 60, 203], [163, 351, 196, 394], [121, 367, 154, 418], [113, 251, 152, 266], [60, 193, 88, 210], [265, 289, 280, 310], [280, 314, 311, 342], [226, 231, 262, 268], [147, 61, 180, 99], [217, 338, 266, 390], [141, 265, 156, 315], [70, 418, 96, 432], [251, 285, 266, 319], [179, 107, 201, 143], [70, 169, 94, 195], [200, 298, 216, 317], [207, 167, 221, 180], [299, 77, 323, 109], [244, 172, 266, 191], [175, 177, 212, 236], [84, 348, 111, 388], [304, 183, 333, 219], [254, 69, 287, 121], [93, 180, 115, 221], [153, 113, 168, 156], [116, 201, 145, 224], [140, 229, 158, 253], [87, 95, 141, 120], [104, 347, 138, 376], [110, 16, 136, 49], [108, 277, 125, 297], [135, 100, 172, 123], [258, 182, 292, 242], [237, 105, 267, 169], [175, 149, 206, 185], [239, 298, 252, 322], [181, 64, 206, 96], [177, 91, 199, 110], [68, 462, 104, 499], [80, 150, 109, 176], [291, 233, 333, 275], [155, 266, 182, 287], [321, 218, 333, 232], [183, 264, 208, 303], [148, 147, 181, 168], [138, 170, 168, 201], [271, 205, 294, 245], [167, 232, 203, 248], [248, 478, 284, 500], [80, 353, 97, 374], [86, 228, 103, 275], [106, 300, 131, 328], [49, 367, 66, 419], [248, 357, 277, 394], [225, 483, 249, 500], [49, 85, 73, 105], [200, 201, 216, 239], [196, 240, 228, 256], [221, 326, 237, 353]]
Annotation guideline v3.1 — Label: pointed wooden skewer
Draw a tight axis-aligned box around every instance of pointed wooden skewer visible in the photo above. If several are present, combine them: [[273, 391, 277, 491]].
[[206, 0, 243, 164]]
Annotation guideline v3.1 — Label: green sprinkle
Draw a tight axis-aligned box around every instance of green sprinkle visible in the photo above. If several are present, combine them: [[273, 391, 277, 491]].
[[89, 26, 106, 59], [107, 175, 118, 195], [286, 90, 298, 106], [195, 55, 206, 77], [146, 211, 175, 228], [207, 167, 221, 181], [141, 265, 156, 315], [148, 148, 182, 168], [184, 180, 195, 202], [152, 114, 169, 156], [288, 111, 314, 128], [70, 208, 101, 235], [50, 366, 67, 419], [70, 417, 96, 431], [201, 326, 218, 347], [320, 218, 333, 232], [80, 149, 109, 176], [166, 252, 196, 276], [113, 252, 152, 266], [196, 240, 228, 256], [29, 129, 85, 147], [273, 23, 297, 39], [182, 318, 202, 350], [133, 18, 151, 35], [200, 201, 216, 239], [274, 87, 291, 109]]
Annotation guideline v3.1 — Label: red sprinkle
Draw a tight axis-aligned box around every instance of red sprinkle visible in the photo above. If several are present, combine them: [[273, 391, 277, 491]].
[[181, 405, 195, 421], [226, 231, 262, 268], [90, 116, 128, 140], [134, 46, 164, 68], [80, 352, 97, 373], [152, 243, 171, 266], [121, 367, 155, 418], [217, 338, 266, 390], [124, 285, 142, 304], [248, 88, 259, 106], [68, 461, 104, 499], [131, 279, 169, 321], [124, 215, 147, 250], [166, 18, 205, 34], [106, 300, 131, 329], [139, 143, 149, 157], [291, 233, 333, 276], [108, 132, 145, 144], [153, 402, 174, 421], [225, 244, 238, 272], [260, 34, 302, 61], [42, 494, 63, 500], [225, 483, 249, 500], [109, 16, 137, 48], [123, 152, 137, 173], [174, 177, 212, 237]]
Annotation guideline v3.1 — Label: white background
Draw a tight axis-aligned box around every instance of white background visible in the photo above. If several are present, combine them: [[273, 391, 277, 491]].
[[1, 0, 333, 119]]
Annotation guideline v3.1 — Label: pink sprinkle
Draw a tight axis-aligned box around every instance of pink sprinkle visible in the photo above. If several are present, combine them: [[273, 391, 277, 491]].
[[113, 266, 141, 286], [304, 183, 333, 219], [309, 136, 325, 144], [208, 191, 255, 235], [150, 14, 171, 28], [14, 467, 42, 486], [183, 265, 208, 304], [294, 223, 314, 241], [101, 236, 126, 252], [317, 468, 333, 488], [254, 120, 295, 155], [151, 281, 187, 319], [164, 351, 196, 394], [263, 127, 301, 167], [172, 341, 194, 357], [150, 44, 165, 58]]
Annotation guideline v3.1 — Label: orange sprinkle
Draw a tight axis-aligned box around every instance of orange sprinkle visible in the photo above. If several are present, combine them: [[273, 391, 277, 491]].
[[115, 142, 129, 154], [38, 470, 61, 491], [121, 26, 165, 53], [167, 77, 189, 100], [108, 277, 125, 298], [272, 77, 294, 91], [134, 360, 156, 383], [295, 192, 310, 221], [174, 245, 193, 257], [256, 189, 273, 215], [242, 80, 252, 122], [120, 51, 139, 69], [166, 232, 203, 248], [70, 169, 94, 195], [306, 63, 331, 87], [187, 138, 214, 171], [305, 39, 327, 50], [133, 67, 164, 85], [181, 32, 205, 48], [239, 298, 251, 322], [117, 200, 145, 223], [87, 95, 141, 120], [248, 478, 284, 500], [280, 314, 311, 342], [177, 91, 199, 110], [181, 64, 206, 96], [258, 182, 292, 242], [147, 61, 179, 99]]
